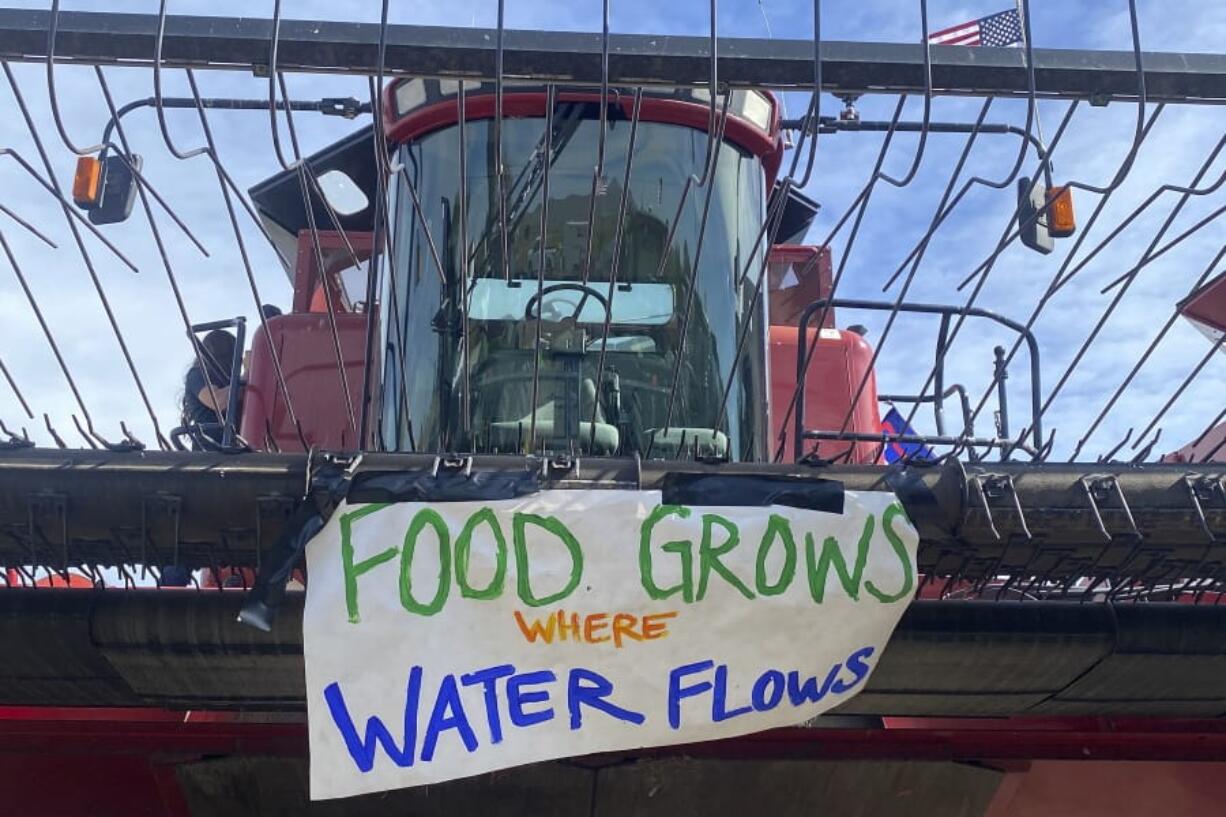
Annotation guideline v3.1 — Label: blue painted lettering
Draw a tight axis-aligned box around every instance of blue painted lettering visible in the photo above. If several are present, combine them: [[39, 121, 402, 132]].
[[460, 663, 516, 744], [712, 664, 753, 722], [751, 669, 785, 712], [507, 670, 556, 728], [323, 667, 420, 773], [421, 674, 478, 761], [567, 667, 645, 729], [667, 659, 715, 729]]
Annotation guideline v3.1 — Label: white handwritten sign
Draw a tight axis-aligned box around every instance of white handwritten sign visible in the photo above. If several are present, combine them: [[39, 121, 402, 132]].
[[303, 488, 917, 800]]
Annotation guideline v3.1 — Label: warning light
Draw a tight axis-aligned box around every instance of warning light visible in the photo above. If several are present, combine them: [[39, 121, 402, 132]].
[[1046, 185, 1076, 238], [72, 156, 103, 208]]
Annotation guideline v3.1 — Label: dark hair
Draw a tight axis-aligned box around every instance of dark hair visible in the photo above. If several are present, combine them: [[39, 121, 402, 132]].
[[196, 329, 237, 387], [260, 303, 283, 319]]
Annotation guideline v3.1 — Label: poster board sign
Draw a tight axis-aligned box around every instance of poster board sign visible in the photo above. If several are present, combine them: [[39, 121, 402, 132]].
[[303, 488, 917, 800]]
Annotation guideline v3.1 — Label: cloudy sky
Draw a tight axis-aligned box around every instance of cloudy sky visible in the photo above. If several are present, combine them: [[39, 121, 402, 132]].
[[0, 0, 1222, 461]]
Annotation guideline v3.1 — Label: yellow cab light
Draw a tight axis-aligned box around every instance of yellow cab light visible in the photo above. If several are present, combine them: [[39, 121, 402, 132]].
[[1046, 185, 1076, 238], [72, 156, 102, 207]]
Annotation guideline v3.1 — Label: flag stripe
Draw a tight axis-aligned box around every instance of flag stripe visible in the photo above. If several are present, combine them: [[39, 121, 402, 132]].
[[929, 8, 1022, 48], [929, 23, 979, 44]]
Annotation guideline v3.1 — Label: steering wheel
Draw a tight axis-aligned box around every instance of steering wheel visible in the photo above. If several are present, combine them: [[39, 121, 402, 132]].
[[524, 283, 610, 323]]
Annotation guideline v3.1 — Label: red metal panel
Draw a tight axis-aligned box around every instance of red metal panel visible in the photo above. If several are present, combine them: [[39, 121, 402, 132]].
[[768, 324, 883, 464], [767, 245, 833, 328], [1179, 270, 1226, 334], [382, 90, 785, 189], [238, 312, 374, 452]]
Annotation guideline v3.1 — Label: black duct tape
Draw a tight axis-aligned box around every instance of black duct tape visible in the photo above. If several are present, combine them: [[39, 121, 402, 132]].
[[348, 469, 541, 503], [882, 459, 951, 535], [661, 473, 845, 514], [238, 465, 541, 632]]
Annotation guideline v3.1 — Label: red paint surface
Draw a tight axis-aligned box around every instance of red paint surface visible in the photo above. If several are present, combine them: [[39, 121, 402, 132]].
[[984, 761, 1226, 817], [239, 311, 373, 452], [383, 90, 785, 190], [769, 324, 883, 464], [6, 708, 1226, 815]]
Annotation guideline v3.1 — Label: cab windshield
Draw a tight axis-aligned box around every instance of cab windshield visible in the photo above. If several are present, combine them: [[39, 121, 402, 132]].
[[384, 99, 768, 460]]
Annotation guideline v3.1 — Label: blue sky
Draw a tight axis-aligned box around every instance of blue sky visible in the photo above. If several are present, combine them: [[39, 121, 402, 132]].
[[0, 0, 1222, 460]]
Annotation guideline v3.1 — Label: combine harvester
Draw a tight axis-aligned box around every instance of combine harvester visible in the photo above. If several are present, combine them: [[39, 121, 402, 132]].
[[0, 2, 1224, 815]]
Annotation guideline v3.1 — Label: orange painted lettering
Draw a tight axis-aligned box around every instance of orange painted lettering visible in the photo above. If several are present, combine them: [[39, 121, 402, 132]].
[[642, 611, 678, 640], [612, 613, 643, 648], [557, 610, 582, 641], [584, 612, 610, 644], [514, 610, 557, 644]]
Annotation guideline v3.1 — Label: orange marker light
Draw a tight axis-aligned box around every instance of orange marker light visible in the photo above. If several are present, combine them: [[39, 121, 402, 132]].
[[1046, 185, 1076, 238], [72, 156, 103, 208]]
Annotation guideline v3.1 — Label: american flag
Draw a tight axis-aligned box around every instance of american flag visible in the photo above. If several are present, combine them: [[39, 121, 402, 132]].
[[929, 8, 1024, 47]]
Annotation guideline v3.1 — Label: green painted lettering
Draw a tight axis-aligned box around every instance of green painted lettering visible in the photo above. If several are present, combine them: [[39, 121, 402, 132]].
[[399, 508, 451, 616], [513, 513, 584, 607], [805, 513, 874, 603], [638, 505, 694, 602], [340, 503, 396, 623], [454, 506, 507, 600], [697, 513, 754, 601], [755, 514, 798, 596], [864, 503, 916, 603]]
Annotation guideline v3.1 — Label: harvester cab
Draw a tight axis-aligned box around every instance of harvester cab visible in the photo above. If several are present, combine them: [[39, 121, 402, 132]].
[[239, 79, 879, 464]]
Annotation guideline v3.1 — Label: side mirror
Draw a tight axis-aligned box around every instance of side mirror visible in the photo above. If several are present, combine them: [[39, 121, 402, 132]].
[[1017, 176, 1053, 254], [72, 153, 142, 225], [1018, 177, 1077, 254]]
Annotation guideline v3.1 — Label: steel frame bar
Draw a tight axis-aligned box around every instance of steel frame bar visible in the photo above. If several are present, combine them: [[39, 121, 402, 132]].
[[1, 9, 1224, 102]]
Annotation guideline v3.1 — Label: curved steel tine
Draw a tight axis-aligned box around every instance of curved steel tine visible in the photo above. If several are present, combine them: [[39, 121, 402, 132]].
[[771, 95, 912, 461], [586, 88, 644, 453], [526, 85, 556, 454], [494, 0, 511, 283], [711, 0, 838, 437], [0, 355, 35, 420], [1131, 325, 1226, 450], [0, 205, 57, 248], [152, 0, 209, 161], [878, 0, 934, 189], [1071, 246, 1226, 460], [41, 6, 213, 253], [265, 69, 360, 437], [1019, 140, 1226, 434], [643, 95, 733, 459], [1, 230, 113, 440], [1130, 428, 1161, 463], [0, 147, 139, 272], [181, 69, 307, 451], [0, 419, 32, 444], [44, 0, 106, 155], [1099, 205, 1225, 295], [886, 101, 1078, 447], [1097, 428, 1133, 463], [266, 0, 293, 170], [878, 96, 995, 292], [70, 414, 98, 450], [93, 67, 230, 432], [42, 414, 67, 449], [962, 105, 1167, 446], [648, 91, 733, 286], [852, 100, 1052, 444], [358, 7, 396, 450], [4, 64, 171, 447], [1061, 0, 1149, 198]]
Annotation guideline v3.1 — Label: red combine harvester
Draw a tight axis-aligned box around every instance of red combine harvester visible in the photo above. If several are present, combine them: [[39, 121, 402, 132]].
[[1, 6, 1225, 816]]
